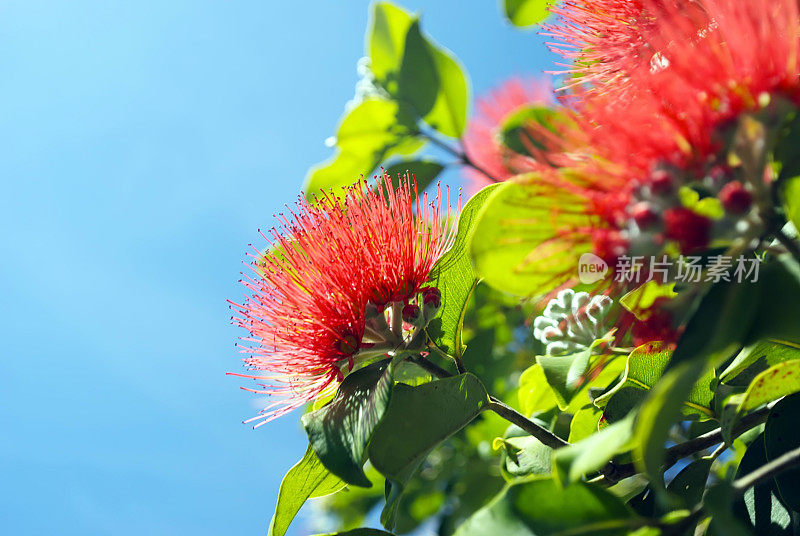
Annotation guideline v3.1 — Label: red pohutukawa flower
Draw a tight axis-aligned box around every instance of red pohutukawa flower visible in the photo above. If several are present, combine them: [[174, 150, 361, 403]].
[[546, 0, 708, 92], [229, 174, 455, 426], [524, 0, 800, 276], [462, 78, 552, 193]]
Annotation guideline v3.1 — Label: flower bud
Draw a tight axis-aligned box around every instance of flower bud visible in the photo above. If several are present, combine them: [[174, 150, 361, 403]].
[[402, 303, 421, 324], [630, 201, 659, 229], [649, 169, 674, 196], [719, 181, 752, 215]]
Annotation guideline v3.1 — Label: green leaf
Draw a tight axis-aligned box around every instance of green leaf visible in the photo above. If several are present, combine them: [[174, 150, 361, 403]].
[[470, 179, 593, 297], [619, 281, 677, 321], [268, 446, 346, 536], [518, 363, 559, 416], [729, 432, 793, 535], [368, 1, 414, 85], [453, 478, 635, 536], [749, 256, 800, 346], [734, 359, 800, 413], [382, 159, 443, 201], [780, 175, 800, 231], [719, 339, 800, 386], [397, 20, 438, 116], [568, 405, 603, 442], [503, 0, 551, 27], [427, 183, 502, 355], [499, 105, 565, 156], [366, 1, 468, 137], [423, 43, 469, 138], [369, 374, 489, 530], [764, 394, 800, 511], [304, 98, 423, 198], [666, 459, 712, 510], [301, 360, 395, 487], [670, 277, 760, 369], [536, 346, 593, 409], [633, 360, 710, 491], [553, 414, 636, 485], [594, 342, 715, 420], [368, 373, 489, 481], [496, 435, 553, 477]]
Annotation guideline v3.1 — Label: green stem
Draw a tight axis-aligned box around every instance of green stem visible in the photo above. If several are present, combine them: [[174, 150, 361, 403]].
[[599, 404, 772, 484], [409, 355, 569, 450], [416, 129, 501, 183]]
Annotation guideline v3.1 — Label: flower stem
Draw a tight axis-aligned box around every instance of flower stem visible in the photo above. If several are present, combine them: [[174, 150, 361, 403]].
[[416, 129, 501, 184], [409, 355, 569, 450], [598, 403, 772, 484]]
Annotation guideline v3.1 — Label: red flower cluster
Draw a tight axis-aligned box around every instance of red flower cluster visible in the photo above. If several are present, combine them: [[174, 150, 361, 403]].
[[524, 0, 800, 271], [230, 174, 454, 425]]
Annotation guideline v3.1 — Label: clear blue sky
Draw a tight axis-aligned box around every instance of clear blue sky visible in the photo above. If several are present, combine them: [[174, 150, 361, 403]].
[[0, 1, 551, 534]]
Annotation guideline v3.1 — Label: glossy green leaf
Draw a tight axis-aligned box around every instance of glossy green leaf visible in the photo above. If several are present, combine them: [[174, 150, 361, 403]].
[[619, 281, 677, 321], [729, 432, 793, 535], [536, 347, 592, 409], [749, 256, 800, 346], [397, 20, 438, 116], [568, 405, 602, 442], [764, 394, 800, 511], [518, 363, 559, 416], [422, 43, 469, 138], [633, 360, 709, 491], [503, 0, 551, 27], [302, 360, 394, 487], [780, 175, 800, 231], [553, 414, 635, 485], [370, 373, 489, 530], [495, 435, 553, 477], [304, 98, 423, 198], [470, 179, 593, 297], [670, 277, 760, 369], [368, 1, 414, 85], [720, 339, 800, 386], [268, 446, 346, 536], [427, 184, 502, 355], [369, 373, 489, 481], [594, 342, 715, 420], [453, 478, 635, 536], [666, 459, 712, 510], [382, 159, 443, 201], [734, 359, 800, 414]]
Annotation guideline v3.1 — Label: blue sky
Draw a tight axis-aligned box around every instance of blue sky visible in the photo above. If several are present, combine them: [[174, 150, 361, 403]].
[[0, 1, 551, 533]]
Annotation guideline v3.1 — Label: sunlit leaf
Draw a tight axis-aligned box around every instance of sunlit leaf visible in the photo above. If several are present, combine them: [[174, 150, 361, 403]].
[[453, 478, 636, 536], [268, 446, 346, 536], [503, 0, 551, 28], [427, 184, 502, 355], [470, 179, 593, 297], [302, 360, 394, 487], [553, 414, 635, 485]]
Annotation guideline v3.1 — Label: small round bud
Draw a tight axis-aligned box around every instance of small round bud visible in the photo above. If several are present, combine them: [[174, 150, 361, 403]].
[[630, 202, 660, 229], [649, 169, 674, 196], [402, 303, 421, 324], [423, 287, 441, 309], [719, 181, 752, 214], [664, 207, 711, 253]]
